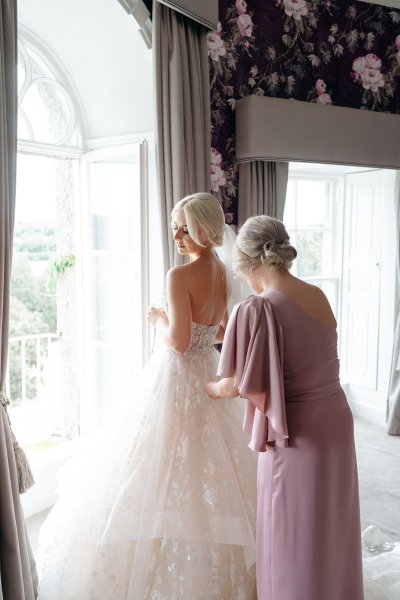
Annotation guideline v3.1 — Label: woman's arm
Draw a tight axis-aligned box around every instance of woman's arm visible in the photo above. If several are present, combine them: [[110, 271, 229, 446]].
[[148, 266, 192, 355], [214, 310, 229, 343]]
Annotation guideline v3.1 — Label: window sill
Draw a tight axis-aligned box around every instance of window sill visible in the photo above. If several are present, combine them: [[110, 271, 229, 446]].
[[21, 438, 81, 519]]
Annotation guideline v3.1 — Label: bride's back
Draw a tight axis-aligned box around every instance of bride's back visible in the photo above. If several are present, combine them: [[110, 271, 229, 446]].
[[181, 253, 226, 326]]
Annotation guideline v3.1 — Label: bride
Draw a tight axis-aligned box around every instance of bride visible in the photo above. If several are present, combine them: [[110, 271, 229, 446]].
[[37, 192, 257, 600]]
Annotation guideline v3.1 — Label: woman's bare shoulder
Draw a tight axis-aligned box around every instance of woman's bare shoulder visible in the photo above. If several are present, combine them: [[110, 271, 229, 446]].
[[166, 264, 190, 287]]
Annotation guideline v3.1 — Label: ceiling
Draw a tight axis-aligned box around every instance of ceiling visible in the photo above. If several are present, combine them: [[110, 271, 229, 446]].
[[18, 0, 154, 143]]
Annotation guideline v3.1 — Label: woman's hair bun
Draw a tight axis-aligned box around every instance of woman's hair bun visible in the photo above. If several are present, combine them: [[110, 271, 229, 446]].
[[234, 216, 297, 273]]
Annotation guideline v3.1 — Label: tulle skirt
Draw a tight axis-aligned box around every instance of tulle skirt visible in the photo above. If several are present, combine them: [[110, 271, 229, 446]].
[[362, 527, 400, 600], [37, 345, 257, 599]]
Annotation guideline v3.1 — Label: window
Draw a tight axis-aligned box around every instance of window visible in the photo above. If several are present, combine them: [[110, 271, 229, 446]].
[[8, 36, 82, 447], [10, 34, 151, 451], [285, 164, 397, 425], [79, 143, 148, 432], [284, 173, 342, 315], [17, 37, 80, 146]]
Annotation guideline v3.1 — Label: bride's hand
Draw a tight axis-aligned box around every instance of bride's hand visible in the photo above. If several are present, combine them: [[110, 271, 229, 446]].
[[148, 307, 167, 327], [205, 381, 221, 400]]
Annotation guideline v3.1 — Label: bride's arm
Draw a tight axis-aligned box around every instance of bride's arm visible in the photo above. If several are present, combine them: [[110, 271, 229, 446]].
[[148, 266, 192, 354]]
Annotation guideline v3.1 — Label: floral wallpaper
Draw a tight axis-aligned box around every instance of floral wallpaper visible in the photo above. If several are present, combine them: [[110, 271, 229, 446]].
[[208, 0, 400, 223]]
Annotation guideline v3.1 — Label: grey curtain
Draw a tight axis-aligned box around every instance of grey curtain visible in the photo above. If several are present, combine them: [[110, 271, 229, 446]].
[[238, 160, 289, 225], [153, 1, 211, 275], [0, 1, 38, 597], [387, 171, 400, 436]]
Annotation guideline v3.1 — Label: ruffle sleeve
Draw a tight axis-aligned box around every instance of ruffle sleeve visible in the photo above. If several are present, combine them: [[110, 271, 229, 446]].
[[217, 295, 288, 452]]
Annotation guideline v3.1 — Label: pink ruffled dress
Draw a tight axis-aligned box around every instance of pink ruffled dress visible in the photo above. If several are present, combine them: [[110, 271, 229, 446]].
[[218, 289, 364, 600]]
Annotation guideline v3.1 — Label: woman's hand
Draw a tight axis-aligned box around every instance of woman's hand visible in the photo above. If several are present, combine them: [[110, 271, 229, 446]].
[[147, 307, 168, 327], [205, 381, 222, 400], [205, 377, 240, 399]]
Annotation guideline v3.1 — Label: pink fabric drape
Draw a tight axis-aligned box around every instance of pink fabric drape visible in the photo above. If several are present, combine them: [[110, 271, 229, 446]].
[[217, 295, 288, 451]]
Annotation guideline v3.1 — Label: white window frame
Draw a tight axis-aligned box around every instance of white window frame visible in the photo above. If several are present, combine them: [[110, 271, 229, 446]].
[[285, 170, 344, 320], [78, 140, 150, 434]]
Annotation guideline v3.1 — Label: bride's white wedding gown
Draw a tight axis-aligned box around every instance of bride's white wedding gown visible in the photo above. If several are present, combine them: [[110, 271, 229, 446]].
[[37, 321, 257, 599]]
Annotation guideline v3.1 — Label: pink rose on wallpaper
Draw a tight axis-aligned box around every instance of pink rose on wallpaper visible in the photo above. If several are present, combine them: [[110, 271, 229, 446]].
[[316, 93, 332, 105], [211, 148, 226, 192], [235, 0, 247, 15], [283, 0, 308, 20], [237, 13, 253, 37], [352, 56, 367, 74], [315, 79, 327, 95], [207, 31, 226, 61], [361, 68, 385, 92], [211, 148, 222, 166], [365, 53, 382, 70], [351, 55, 385, 93], [396, 35, 400, 50]]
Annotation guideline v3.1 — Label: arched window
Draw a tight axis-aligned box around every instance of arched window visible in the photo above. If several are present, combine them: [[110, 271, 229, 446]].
[[10, 34, 83, 445], [17, 36, 81, 147]]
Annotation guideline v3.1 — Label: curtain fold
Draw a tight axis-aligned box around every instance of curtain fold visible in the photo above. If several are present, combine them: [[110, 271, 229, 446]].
[[0, 1, 38, 597], [238, 160, 289, 225], [387, 171, 400, 436], [153, 1, 211, 275]]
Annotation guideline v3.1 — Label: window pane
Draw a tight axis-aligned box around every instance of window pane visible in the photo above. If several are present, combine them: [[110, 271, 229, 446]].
[[85, 147, 144, 431], [296, 180, 331, 229], [296, 231, 323, 277], [10, 154, 79, 444], [20, 81, 74, 144], [92, 255, 139, 350], [18, 39, 79, 146]]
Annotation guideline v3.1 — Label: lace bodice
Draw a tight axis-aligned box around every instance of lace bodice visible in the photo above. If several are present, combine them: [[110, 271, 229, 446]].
[[189, 322, 219, 351], [161, 292, 219, 352]]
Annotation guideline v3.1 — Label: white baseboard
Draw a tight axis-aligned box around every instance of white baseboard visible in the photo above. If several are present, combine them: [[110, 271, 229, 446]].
[[342, 383, 387, 427], [348, 398, 387, 427]]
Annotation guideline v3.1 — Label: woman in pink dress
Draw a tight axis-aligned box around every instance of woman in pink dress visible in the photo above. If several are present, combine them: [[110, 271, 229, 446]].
[[206, 215, 364, 600]]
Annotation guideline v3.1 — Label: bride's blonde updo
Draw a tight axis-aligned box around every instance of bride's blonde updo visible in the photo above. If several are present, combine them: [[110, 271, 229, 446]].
[[172, 192, 225, 248], [234, 215, 297, 274]]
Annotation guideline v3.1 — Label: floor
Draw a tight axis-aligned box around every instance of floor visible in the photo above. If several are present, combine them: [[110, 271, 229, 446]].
[[355, 417, 400, 540], [27, 417, 400, 556]]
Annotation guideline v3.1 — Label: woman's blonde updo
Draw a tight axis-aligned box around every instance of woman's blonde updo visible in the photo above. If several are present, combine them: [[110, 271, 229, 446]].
[[172, 192, 225, 248], [234, 215, 297, 274]]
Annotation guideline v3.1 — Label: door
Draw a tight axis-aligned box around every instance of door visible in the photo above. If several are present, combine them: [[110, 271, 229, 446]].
[[79, 141, 148, 432], [340, 170, 382, 390]]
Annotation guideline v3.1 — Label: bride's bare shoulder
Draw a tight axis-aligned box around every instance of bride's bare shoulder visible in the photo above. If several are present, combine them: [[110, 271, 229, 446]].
[[166, 264, 190, 287]]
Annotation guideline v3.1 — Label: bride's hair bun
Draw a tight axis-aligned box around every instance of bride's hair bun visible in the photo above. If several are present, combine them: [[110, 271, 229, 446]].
[[234, 215, 297, 274]]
